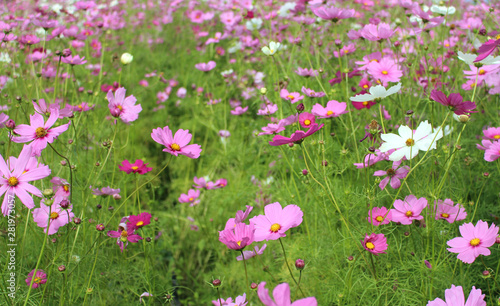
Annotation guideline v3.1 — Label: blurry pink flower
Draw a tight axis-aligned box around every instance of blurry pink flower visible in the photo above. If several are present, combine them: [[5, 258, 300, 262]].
[[359, 23, 396, 41], [257, 103, 278, 116], [0, 113, 8, 128], [139, 292, 153, 304], [236, 244, 267, 261], [91, 186, 120, 197], [19, 34, 40, 45], [219, 222, 255, 250], [12, 109, 70, 156], [259, 122, 286, 136], [301, 87, 325, 98], [295, 67, 318, 77], [368, 207, 392, 226], [311, 6, 355, 22], [311, 100, 347, 118], [195, 61, 216, 72], [257, 282, 317, 306], [484, 141, 500, 162], [127, 212, 151, 231], [179, 189, 201, 206], [434, 199, 467, 223], [447, 220, 499, 264], [32, 198, 74, 235], [231, 106, 248, 115], [298, 112, 316, 129], [107, 87, 142, 123], [367, 58, 402, 84], [193, 176, 208, 189], [333, 43, 356, 58], [61, 55, 87, 65], [25, 269, 47, 288], [482, 127, 500, 140], [118, 159, 152, 174], [235, 205, 253, 223], [50, 177, 70, 200], [208, 178, 227, 189], [427, 284, 485, 306], [390, 195, 427, 225], [151, 126, 202, 159], [362, 233, 388, 255], [250, 202, 303, 241], [269, 123, 324, 146], [373, 161, 409, 190], [72, 102, 94, 112], [280, 89, 304, 104]]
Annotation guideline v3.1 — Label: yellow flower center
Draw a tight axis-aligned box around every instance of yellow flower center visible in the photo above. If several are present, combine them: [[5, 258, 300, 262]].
[[362, 101, 368, 106], [344, 49, 349, 54], [327, 111, 334, 116], [470, 82, 476, 88], [8, 177, 18, 186], [304, 119, 311, 126], [363, 85, 368, 88], [237, 240, 242, 246], [189, 197, 194, 201], [50, 212, 59, 219], [131, 166, 139, 170], [34, 277, 42, 284], [405, 211, 413, 217], [270, 49, 274, 53], [117, 105, 123, 111], [287, 95, 294, 100], [406, 138, 415, 146], [120, 230, 128, 242], [479, 69, 486, 75], [445, 43, 450, 47], [78, 105, 83, 109], [496, 34, 500, 40], [470, 238, 480, 246], [382, 70, 388, 75], [63, 185, 69, 192], [365, 242, 375, 250], [171, 143, 181, 151], [375, 216, 384, 222], [441, 213, 449, 218], [136, 221, 144, 227], [270, 223, 281, 232], [36, 127, 47, 138], [494, 135, 500, 139]]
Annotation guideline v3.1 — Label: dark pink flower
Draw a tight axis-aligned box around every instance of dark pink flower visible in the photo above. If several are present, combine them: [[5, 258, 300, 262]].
[[127, 212, 152, 231], [269, 123, 324, 146], [429, 90, 476, 115], [151, 126, 202, 159], [118, 159, 152, 174], [218, 222, 255, 250], [362, 233, 388, 254], [298, 112, 316, 129], [25, 269, 47, 288]]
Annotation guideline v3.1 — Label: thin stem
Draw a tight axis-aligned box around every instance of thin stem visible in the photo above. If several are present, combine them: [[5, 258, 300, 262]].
[[240, 250, 250, 289], [48, 143, 72, 204], [279, 238, 305, 296]]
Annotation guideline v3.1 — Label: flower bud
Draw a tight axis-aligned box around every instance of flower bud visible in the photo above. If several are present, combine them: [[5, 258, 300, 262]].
[[302, 169, 308, 176], [250, 282, 258, 290], [5, 119, 15, 129], [42, 189, 54, 198], [296, 103, 305, 113], [212, 279, 221, 287], [62, 48, 72, 57], [120, 53, 133, 65], [295, 259, 305, 270], [59, 199, 70, 209], [74, 217, 82, 224], [260, 87, 267, 95], [58, 265, 66, 272]]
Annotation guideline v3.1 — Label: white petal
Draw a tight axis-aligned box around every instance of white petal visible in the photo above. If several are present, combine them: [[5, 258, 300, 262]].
[[369, 85, 386, 98], [389, 148, 408, 161], [385, 82, 402, 96], [398, 125, 413, 140], [350, 93, 374, 102]]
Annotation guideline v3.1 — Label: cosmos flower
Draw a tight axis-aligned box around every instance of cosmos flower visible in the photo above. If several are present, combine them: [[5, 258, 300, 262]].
[[32, 198, 74, 235], [107, 227, 144, 252], [250, 202, 303, 241], [261, 41, 281, 56], [427, 285, 485, 306], [151, 126, 202, 159], [269, 123, 324, 146], [390, 195, 428, 225], [311, 100, 347, 118], [118, 159, 152, 174], [368, 207, 392, 226], [447, 220, 499, 264], [429, 90, 476, 115], [195, 61, 216, 71], [107, 87, 142, 123], [178, 189, 201, 206], [280, 89, 304, 104], [127, 212, 152, 231], [219, 222, 255, 250], [25, 269, 47, 288], [373, 161, 410, 190], [434, 199, 467, 224], [257, 282, 317, 306], [362, 233, 388, 255]]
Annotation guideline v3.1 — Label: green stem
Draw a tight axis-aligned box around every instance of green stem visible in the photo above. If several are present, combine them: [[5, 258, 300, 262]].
[[240, 250, 250, 289], [279, 238, 304, 296]]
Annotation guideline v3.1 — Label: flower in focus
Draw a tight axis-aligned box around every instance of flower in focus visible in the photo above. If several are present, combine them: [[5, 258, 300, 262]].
[[368, 207, 392, 226], [429, 90, 476, 115], [107, 226, 143, 252], [362, 233, 388, 255], [311, 100, 347, 118], [32, 198, 74, 235], [373, 161, 410, 190], [118, 159, 152, 174], [447, 220, 499, 264], [298, 112, 315, 129], [390, 195, 428, 225], [106, 87, 142, 123], [262, 41, 281, 56], [151, 126, 202, 159], [367, 58, 402, 84], [178, 189, 201, 206], [127, 212, 152, 231], [250, 202, 303, 241], [257, 282, 317, 306], [427, 284, 486, 306], [25, 269, 47, 288], [280, 88, 304, 104], [269, 123, 324, 146], [218, 222, 255, 250], [434, 199, 467, 223], [350, 83, 401, 103]]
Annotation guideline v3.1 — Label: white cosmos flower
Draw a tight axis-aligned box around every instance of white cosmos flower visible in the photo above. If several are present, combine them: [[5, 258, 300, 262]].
[[246, 18, 263, 31], [457, 51, 500, 66], [262, 41, 281, 56], [350, 83, 402, 102], [430, 5, 455, 15], [379, 120, 443, 161]]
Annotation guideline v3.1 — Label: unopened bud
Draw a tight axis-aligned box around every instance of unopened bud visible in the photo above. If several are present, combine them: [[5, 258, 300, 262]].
[[295, 259, 305, 270], [260, 87, 267, 95], [212, 279, 221, 287]]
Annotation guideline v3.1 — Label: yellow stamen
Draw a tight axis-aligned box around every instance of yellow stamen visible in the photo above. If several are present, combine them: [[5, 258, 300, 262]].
[[136, 221, 144, 227], [470, 238, 480, 246], [8, 177, 18, 186], [441, 213, 449, 218], [375, 216, 384, 222], [270, 223, 281, 232], [479, 69, 486, 75], [189, 197, 194, 201], [405, 211, 413, 217], [494, 135, 500, 139], [365, 242, 375, 250], [304, 119, 311, 126], [131, 166, 139, 170], [362, 101, 368, 106], [326, 111, 334, 116], [171, 143, 181, 151], [36, 127, 47, 138], [406, 138, 415, 146], [382, 70, 388, 75], [287, 95, 294, 100], [50, 212, 59, 219]]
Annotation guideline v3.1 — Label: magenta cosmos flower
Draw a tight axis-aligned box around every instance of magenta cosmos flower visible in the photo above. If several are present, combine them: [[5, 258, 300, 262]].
[[373, 161, 410, 190], [249, 202, 303, 241], [107, 226, 144, 252], [434, 199, 466, 224], [298, 112, 316, 129], [311, 6, 355, 22], [107, 87, 142, 123], [118, 159, 152, 174], [390, 195, 427, 225], [12, 109, 70, 156], [311, 100, 347, 118], [427, 285, 486, 306], [32, 198, 74, 235], [61, 55, 87, 65], [178, 189, 201, 206], [269, 123, 324, 146], [127, 212, 151, 231], [218, 222, 255, 250], [362, 233, 388, 255], [151, 126, 202, 159], [195, 61, 216, 72], [25, 269, 47, 288], [257, 282, 317, 306], [447, 220, 499, 264], [0, 145, 51, 216], [280, 88, 304, 104], [429, 90, 476, 115], [368, 207, 392, 226]]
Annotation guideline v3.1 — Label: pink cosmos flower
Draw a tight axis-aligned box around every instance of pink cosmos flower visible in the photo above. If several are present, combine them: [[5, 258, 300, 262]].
[[269, 123, 324, 146], [235, 205, 253, 223], [257, 103, 278, 116], [355, 52, 382, 71], [429, 90, 476, 115], [390, 195, 428, 225], [295, 67, 318, 77], [0, 113, 8, 128], [373, 161, 410, 190], [118, 159, 152, 174], [72, 102, 94, 112], [91, 186, 120, 197], [25, 269, 47, 288], [179, 189, 201, 206], [195, 61, 216, 72], [107, 87, 142, 123], [230, 106, 248, 115], [368, 207, 392, 226], [427, 285, 486, 306], [127, 212, 152, 231], [12, 109, 70, 156], [32, 198, 74, 235], [475, 37, 500, 62], [311, 6, 355, 22], [249, 202, 303, 241], [359, 23, 396, 41], [151, 126, 202, 159], [208, 178, 227, 189], [434, 199, 466, 224], [219, 222, 255, 250], [353, 150, 391, 169], [236, 244, 267, 261], [61, 55, 87, 65], [484, 141, 500, 162], [362, 233, 388, 255], [298, 112, 315, 129], [0, 145, 51, 216], [193, 176, 209, 189], [311, 100, 347, 118], [280, 89, 304, 104], [482, 127, 500, 140], [367, 57, 402, 84], [19, 34, 40, 45], [258, 122, 286, 136], [447, 220, 499, 264], [107, 227, 144, 252], [257, 282, 317, 306], [333, 43, 356, 58], [301, 86, 325, 98]]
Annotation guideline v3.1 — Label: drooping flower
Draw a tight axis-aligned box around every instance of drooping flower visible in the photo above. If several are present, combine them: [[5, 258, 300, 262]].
[[25, 269, 47, 288], [178, 189, 201, 206], [427, 285, 486, 306], [350, 83, 402, 103], [250, 202, 303, 241], [107, 87, 142, 123], [368, 207, 392, 226], [151, 126, 202, 159], [447, 220, 499, 264], [434, 199, 467, 224], [257, 282, 317, 306], [236, 244, 267, 261], [311, 6, 355, 22], [362, 233, 388, 255], [311, 100, 347, 118], [269, 123, 324, 146], [32, 198, 74, 235], [12, 109, 70, 156], [0, 145, 51, 216], [390, 195, 428, 225], [218, 222, 255, 250], [118, 159, 152, 174], [429, 90, 476, 115], [373, 161, 410, 190], [195, 61, 216, 72]]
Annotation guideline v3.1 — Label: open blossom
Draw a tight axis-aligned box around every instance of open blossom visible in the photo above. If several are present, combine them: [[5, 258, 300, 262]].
[[32, 198, 74, 235], [311, 100, 347, 118], [373, 161, 409, 190], [127, 212, 151, 231], [92, 186, 120, 197], [434, 199, 466, 223], [257, 103, 278, 116], [269, 123, 324, 146], [230, 106, 248, 115], [427, 285, 486, 306], [280, 89, 304, 104], [107, 227, 143, 252], [61, 55, 87, 65], [12, 109, 70, 156], [258, 282, 317, 306], [368, 207, 391, 226], [447, 220, 499, 264], [118, 159, 152, 174], [151, 126, 202, 159], [359, 23, 396, 41], [298, 112, 315, 129], [25, 269, 47, 288], [390, 195, 428, 225], [295, 67, 318, 77], [250, 202, 303, 241], [301, 86, 325, 98], [261, 41, 280, 56], [195, 61, 216, 71], [483, 141, 500, 162], [107, 87, 142, 123], [430, 90, 476, 115], [179, 189, 201, 206], [367, 57, 402, 84], [311, 6, 355, 22], [219, 222, 255, 250], [362, 233, 388, 255], [350, 83, 401, 103]]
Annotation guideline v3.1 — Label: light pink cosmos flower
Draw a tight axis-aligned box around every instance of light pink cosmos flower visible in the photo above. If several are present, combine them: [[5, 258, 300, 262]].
[[50, 177, 70, 200], [295, 67, 318, 77], [484, 141, 500, 162], [390, 195, 427, 225], [178, 189, 201, 206], [32, 198, 74, 235], [311, 6, 355, 22], [230, 106, 248, 115], [311, 100, 347, 118], [193, 176, 208, 189], [12, 109, 70, 156], [482, 127, 500, 140], [195, 61, 216, 72], [151, 126, 202, 159], [91, 186, 120, 197], [236, 244, 267, 261], [359, 23, 396, 41], [280, 89, 304, 104], [257, 103, 278, 115], [269, 123, 324, 146], [25, 269, 47, 289], [373, 161, 410, 190], [219, 222, 255, 250], [333, 43, 356, 58], [257, 282, 317, 306], [208, 178, 228, 189], [250, 202, 303, 241], [447, 220, 499, 264], [427, 284, 485, 306], [435, 199, 467, 224], [368, 207, 392, 226], [0, 145, 51, 216], [107, 87, 142, 123], [61, 55, 87, 65], [362, 233, 388, 255], [301, 86, 325, 98], [107, 227, 143, 252], [367, 57, 402, 84]]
